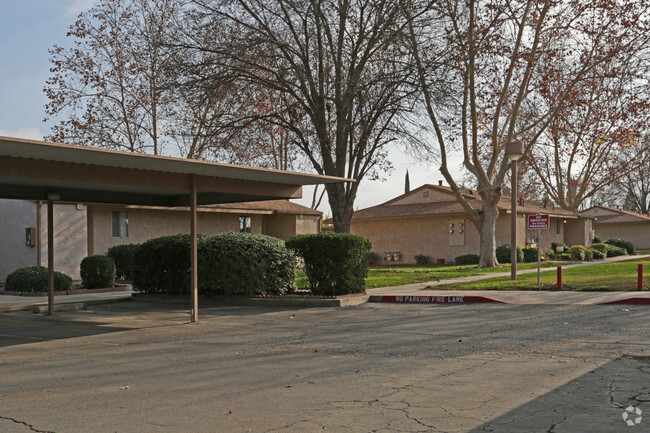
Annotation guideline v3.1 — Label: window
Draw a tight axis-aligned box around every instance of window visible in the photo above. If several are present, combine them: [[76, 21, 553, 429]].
[[423, 191, 430, 198], [556, 219, 561, 235], [239, 216, 251, 233], [112, 211, 129, 238]]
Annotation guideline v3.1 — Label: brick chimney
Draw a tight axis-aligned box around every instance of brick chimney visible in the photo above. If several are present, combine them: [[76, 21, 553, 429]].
[[518, 196, 525, 207], [438, 180, 443, 186]]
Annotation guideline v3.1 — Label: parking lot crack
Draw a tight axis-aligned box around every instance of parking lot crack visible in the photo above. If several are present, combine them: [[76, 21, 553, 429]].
[[0, 415, 55, 433]]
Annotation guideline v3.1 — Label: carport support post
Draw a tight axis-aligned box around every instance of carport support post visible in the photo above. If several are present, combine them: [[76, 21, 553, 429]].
[[190, 175, 198, 322], [47, 199, 54, 315]]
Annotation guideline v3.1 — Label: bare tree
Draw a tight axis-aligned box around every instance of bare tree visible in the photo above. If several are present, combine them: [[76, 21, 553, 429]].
[[183, 0, 416, 232], [518, 51, 650, 211], [404, 0, 650, 267], [44, 0, 179, 154]]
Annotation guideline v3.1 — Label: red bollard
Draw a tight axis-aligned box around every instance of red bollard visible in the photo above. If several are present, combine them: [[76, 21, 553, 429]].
[[557, 266, 562, 290], [638, 264, 644, 290]]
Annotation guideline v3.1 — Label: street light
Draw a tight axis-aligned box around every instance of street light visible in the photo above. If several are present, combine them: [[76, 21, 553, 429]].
[[505, 139, 524, 280]]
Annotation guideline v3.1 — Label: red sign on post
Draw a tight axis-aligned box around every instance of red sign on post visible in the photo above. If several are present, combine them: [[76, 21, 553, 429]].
[[527, 214, 550, 229]]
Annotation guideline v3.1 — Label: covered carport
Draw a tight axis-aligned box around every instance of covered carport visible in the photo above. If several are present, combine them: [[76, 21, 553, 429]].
[[0, 136, 349, 321]]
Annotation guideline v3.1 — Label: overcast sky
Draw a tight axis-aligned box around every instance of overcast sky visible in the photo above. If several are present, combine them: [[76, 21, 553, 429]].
[[0, 0, 456, 214]]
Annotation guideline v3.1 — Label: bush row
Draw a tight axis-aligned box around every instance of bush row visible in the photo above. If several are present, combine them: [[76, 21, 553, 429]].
[[132, 233, 296, 296]]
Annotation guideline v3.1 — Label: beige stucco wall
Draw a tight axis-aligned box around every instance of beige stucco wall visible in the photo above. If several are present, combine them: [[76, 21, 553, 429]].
[[90, 206, 269, 254], [0, 199, 38, 283], [296, 215, 320, 235], [265, 214, 297, 241], [593, 222, 650, 249], [352, 216, 483, 265], [352, 212, 591, 265], [564, 218, 593, 247], [39, 203, 88, 280]]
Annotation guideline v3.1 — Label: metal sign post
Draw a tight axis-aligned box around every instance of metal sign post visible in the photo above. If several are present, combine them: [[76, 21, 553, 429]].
[[527, 213, 550, 289]]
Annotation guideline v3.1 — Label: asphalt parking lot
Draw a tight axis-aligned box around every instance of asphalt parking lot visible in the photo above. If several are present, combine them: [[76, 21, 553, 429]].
[[0, 301, 648, 433]]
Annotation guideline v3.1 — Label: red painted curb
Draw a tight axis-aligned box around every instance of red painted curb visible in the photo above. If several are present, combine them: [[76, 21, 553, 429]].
[[381, 295, 510, 304], [598, 297, 650, 305]]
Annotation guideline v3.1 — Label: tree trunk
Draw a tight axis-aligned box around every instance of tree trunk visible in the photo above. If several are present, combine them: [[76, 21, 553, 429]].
[[478, 198, 501, 268], [326, 182, 354, 233]]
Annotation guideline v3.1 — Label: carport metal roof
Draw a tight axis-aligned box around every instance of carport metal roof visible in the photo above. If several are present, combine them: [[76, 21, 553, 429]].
[[0, 136, 347, 207], [0, 136, 351, 321]]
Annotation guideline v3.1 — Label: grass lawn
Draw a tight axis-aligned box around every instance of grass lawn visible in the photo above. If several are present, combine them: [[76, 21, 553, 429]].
[[295, 261, 578, 290], [433, 256, 650, 291]]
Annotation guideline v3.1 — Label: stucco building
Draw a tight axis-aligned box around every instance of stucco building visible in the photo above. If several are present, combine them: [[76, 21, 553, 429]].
[[0, 199, 320, 283], [349, 184, 593, 265], [580, 205, 650, 248]]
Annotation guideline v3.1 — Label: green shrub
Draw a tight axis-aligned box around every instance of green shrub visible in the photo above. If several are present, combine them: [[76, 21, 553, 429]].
[[367, 252, 379, 266], [605, 244, 627, 257], [199, 233, 295, 296], [591, 249, 605, 260], [591, 243, 608, 257], [569, 245, 593, 261], [547, 251, 558, 260], [454, 254, 480, 265], [414, 254, 430, 265], [551, 241, 568, 253], [80, 255, 116, 289], [107, 244, 138, 280], [496, 244, 523, 263], [5, 266, 73, 292], [132, 234, 194, 294], [286, 232, 371, 296], [605, 238, 635, 255], [522, 247, 540, 263], [132, 233, 295, 296], [558, 253, 572, 260], [593, 235, 603, 244]]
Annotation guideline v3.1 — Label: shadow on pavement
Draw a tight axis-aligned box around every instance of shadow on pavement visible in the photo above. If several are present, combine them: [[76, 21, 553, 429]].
[[470, 355, 650, 433], [0, 300, 312, 348]]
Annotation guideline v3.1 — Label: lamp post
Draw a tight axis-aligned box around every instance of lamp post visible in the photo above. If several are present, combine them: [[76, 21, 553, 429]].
[[506, 139, 524, 280]]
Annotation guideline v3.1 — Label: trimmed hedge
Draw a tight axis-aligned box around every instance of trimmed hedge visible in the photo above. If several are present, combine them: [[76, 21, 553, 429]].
[[605, 244, 627, 257], [5, 266, 73, 292], [198, 233, 295, 296], [80, 255, 116, 289], [132, 234, 194, 294], [496, 244, 523, 263], [605, 238, 635, 255], [414, 254, 430, 265], [591, 249, 605, 260], [107, 244, 138, 280], [522, 247, 539, 263], [286, 232, 371, 296], [132, 233, 295, 296], [591, 243, 608, 257], [569, 245, 593, 261], [593, 235, 603, 244], [454, 254, 480, 265]]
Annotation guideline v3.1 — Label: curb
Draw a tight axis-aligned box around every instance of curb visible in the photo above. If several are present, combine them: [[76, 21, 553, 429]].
[[598, 297, 650, 305], [372, 295, 510, 304], [132, 293, 370, 308], [7, 297, 133, 314]]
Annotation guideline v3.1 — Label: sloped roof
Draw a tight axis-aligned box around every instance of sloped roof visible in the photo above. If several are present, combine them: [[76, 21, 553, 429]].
[[582, 205, 650, 225], [352, 184, 582, 221], [207, 200, 321, 215]]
